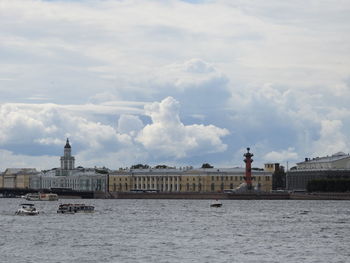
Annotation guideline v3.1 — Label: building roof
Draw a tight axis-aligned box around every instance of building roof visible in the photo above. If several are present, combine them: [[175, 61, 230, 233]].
[[297, 152, 350, 164], [4, 168, 38, 175], [110, 167, 271, 176], [64, 138, 71, 149]]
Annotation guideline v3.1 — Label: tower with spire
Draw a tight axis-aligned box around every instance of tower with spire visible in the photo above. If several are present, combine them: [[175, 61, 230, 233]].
[[60, 138, 75, 172]]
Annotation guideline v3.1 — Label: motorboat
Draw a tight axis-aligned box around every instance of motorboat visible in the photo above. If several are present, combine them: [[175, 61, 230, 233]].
[[22, 192, 58, 201], [57, 204, 95, 214], [210, 200, 223, 208], [15, 203, 39, 216]]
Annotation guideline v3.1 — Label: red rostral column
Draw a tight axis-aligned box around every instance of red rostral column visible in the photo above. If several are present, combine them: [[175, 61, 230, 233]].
[[243, 147, 254, 190]]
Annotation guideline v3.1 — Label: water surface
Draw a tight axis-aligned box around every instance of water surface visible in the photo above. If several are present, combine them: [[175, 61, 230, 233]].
[[1, 199, 349, 263]]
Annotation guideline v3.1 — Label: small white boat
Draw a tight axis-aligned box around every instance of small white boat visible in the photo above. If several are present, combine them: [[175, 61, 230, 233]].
[[210, 200, 223, 208], [15, 203, 40, 216], [57, 204, 94, 214]]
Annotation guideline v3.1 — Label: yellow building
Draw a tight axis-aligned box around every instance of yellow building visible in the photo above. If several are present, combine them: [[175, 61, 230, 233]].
[[2, 168, 38, 189], [109, 168, 272, 193], [264, 163, 280, 173]]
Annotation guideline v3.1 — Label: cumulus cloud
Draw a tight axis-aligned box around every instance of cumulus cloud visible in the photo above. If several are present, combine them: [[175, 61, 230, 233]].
[[136, 97, 229, 158], [312, 120, 349, 156], [117, 114, 144, 136], [0, 97, 229, 169], [0, 0, 349, 168]]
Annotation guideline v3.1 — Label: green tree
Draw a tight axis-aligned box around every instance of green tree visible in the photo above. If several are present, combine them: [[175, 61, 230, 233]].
[[201, 163, 213, 169]]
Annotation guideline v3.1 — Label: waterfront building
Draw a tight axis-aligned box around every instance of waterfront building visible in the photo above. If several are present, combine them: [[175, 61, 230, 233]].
[[109, 167, 272, 193], [1, 168, 38, 189], [287, 152, 350, 191], [296, 152, 350, 170], [29, 139, 108, 192], [59, 138, 75, 175], [30, 167, 108, 192], [264, 163, 280, 173]]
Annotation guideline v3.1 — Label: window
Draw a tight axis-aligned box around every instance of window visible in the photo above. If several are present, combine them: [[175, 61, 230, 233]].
[[211, 183, 215, 191], [192, 183, 196, 191]]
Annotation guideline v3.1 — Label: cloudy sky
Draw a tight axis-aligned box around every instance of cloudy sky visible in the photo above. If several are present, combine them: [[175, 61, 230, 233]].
[[1, 0, 349, 170]]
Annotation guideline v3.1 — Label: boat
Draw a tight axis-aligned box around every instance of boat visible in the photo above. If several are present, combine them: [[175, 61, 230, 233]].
[[57, 204, 95, 214], [15, 203, 39, 216], [22, 193, 58, 201], [210, 200, 223, 208]]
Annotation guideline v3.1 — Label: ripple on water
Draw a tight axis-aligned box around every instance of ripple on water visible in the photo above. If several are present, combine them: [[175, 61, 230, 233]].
[[0, 199, 349, 263]]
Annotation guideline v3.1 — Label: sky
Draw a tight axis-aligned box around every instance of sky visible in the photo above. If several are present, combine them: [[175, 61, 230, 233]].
[[0, 0, 350, 170]]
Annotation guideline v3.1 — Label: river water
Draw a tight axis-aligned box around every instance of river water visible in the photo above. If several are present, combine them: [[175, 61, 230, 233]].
[[0, 199, 349, 263]]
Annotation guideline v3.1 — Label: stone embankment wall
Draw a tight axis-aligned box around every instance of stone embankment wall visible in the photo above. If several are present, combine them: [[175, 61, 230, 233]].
[[110, 192, 290, 200], [290, 192, 350, 200], [108, 192, 350, 200]]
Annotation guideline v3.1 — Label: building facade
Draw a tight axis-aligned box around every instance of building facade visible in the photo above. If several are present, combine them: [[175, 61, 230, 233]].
[[1, 168, 38, 189], [109, 167, 272, 193], [30, 168, 107, 192], [287, 152, 350, 191]]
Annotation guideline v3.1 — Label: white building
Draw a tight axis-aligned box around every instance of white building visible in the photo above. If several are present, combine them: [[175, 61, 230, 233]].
[[30, 168, 107, 192], [30, 139, 108, 192]]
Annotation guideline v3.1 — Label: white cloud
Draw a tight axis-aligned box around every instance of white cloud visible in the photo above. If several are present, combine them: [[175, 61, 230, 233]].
[[0, 97, 229, 169], [264, 148, 299, 163], [136, 97, 229, 158], [117, 115, 144, 136], [312, 120, 349, 156], [0, 149, 57, 171], [0, 0, 349, 168]]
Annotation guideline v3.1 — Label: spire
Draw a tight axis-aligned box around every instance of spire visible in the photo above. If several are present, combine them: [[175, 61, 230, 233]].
[[64, 138, 71, 149]]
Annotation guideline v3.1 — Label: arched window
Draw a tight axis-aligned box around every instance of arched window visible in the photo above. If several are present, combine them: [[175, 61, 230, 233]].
[[198, 183, 202, 192], [192, 183, 196, 191], [230, 183, 233, 189], [211, 183, 215, 191], [187, 183, 190, 191]]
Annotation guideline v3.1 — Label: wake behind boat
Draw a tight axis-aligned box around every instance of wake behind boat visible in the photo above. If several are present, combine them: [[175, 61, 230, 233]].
[[210, 200, 223, 208], [57, 203, 94, 214], [15, 203, 39, 216]]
